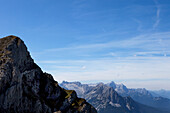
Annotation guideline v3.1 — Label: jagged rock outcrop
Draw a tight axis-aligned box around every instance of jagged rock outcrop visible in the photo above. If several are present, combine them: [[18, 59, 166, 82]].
[[0, 36, 97, 113]]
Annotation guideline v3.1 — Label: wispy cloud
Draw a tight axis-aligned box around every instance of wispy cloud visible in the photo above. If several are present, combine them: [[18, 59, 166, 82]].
[[133, 18, 143, 32], [42, 31, 170, 53], [31, 31, 170, 63], [153, 0, 161, 29]]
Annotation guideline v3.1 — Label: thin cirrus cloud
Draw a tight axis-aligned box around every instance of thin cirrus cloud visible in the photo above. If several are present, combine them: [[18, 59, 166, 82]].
[[153, 0, 161, 29], [31, 31, 170, 60], [41, 31, 170, 54]]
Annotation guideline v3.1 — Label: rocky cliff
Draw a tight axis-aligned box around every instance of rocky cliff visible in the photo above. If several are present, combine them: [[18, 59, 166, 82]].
[[0, 36, 97, 113]]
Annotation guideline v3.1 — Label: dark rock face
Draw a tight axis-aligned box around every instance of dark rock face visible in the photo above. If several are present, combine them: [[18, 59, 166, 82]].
[[0, 36, 97, 113]]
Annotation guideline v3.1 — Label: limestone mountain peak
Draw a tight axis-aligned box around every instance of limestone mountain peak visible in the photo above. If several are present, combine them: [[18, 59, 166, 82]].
[[0, 36, 97, 113]]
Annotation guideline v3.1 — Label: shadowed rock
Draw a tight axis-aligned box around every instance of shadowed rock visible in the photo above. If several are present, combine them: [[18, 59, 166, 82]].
[[0, 35, 97, 113]]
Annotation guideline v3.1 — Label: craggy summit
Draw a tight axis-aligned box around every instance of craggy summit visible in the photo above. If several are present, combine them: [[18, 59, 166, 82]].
[[0, 36, 97, 113]]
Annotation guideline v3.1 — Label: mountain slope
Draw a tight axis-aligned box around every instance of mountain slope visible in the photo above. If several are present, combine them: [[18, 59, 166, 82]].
[[0, 36, 97, 113], [60, 81, 170, 113], [107, 81, 170, 112], [60, 81, 93, 98], [150, 90, 170, 99]]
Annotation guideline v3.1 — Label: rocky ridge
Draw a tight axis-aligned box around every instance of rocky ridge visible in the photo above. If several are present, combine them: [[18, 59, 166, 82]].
[[60, 81, 170, 113], [0, 36, 97, 113]]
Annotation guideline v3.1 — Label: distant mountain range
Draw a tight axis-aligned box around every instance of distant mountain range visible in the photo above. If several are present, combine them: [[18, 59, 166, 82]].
[[107, 81, 170, 112], [60, 81, 170, 113], [150, 89, 170, 99]]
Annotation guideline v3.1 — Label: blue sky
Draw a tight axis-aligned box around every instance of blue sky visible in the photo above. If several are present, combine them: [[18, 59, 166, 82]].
[[0, 0, 170, 90]]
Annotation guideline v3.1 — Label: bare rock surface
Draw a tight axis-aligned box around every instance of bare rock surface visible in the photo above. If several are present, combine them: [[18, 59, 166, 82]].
[[0, 36, 97, 113]]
